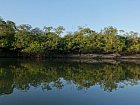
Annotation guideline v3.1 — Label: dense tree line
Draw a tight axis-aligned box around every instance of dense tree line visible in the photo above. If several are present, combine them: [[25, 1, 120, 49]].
[[0, 17, 140, 56]]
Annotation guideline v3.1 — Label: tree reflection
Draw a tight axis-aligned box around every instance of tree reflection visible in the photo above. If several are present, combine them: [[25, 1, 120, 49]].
[[0, 60, 140, 95]]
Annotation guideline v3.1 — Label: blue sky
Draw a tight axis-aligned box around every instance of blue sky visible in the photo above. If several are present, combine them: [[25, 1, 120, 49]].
[[0, 0, 140, 33]]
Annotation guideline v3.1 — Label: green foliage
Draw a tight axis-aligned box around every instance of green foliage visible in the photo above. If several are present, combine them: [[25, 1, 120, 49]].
[[0, 17, 140, 55], [0, 19, 15, 48], [99, 27, 125, 53], [22, 41, 44, 53]]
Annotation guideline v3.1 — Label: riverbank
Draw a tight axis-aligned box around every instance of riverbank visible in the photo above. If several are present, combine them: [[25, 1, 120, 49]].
[[46, 54, 140, 59], [0, 51, 140, 59]]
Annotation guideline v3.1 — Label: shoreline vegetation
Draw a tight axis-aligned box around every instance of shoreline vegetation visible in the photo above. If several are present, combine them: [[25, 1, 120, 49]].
[[0, 17, 140, 59]]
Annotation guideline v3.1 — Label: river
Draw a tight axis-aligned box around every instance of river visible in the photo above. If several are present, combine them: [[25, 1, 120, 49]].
[[0, 59, 140, 105]]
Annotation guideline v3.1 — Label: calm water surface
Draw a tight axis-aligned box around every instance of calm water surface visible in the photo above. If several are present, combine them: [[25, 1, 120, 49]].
[[0, 59, 140, 105]]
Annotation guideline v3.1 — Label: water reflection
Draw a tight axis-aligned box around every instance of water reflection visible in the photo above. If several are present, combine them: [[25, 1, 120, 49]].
[[0, 59, 140, 95]]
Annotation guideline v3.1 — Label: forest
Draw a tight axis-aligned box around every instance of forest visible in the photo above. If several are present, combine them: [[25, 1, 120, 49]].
[[0, 17, 140, 57]]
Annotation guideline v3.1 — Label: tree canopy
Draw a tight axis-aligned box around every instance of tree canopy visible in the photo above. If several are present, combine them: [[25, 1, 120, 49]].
[[0, 17, 140, 56]]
